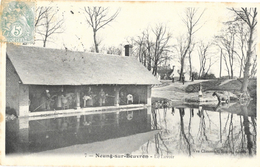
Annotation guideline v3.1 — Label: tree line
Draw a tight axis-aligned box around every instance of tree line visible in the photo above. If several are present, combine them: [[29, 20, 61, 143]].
[[34, 5, 257, 94]]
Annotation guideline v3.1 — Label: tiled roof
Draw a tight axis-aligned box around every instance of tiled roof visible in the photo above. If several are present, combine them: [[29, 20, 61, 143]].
[[7, 44, 161, 85]]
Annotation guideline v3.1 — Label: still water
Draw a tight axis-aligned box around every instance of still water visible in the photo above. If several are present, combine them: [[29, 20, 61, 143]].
[[6, 100, 256, 157], [6, 109, 151, 154], [136, 100, 256, 157]]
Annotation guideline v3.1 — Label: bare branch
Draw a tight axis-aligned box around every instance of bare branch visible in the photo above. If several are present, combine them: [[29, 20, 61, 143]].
[[35, 5, 64, 47], [83, 6, 120, 53]]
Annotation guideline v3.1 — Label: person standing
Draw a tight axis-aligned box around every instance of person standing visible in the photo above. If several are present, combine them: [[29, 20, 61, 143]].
[[61, 93, 68, 109], [98, 88, 106, 106], [83, 87, 94, 107], [119, 91, 126, 105], [83, 93, 91, 107], [56, 90, 63, 109], [170, 72, 174, 83], [40, 90, 51, 110]]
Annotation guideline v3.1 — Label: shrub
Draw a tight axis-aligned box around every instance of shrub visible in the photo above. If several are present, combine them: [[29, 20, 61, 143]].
[[192, 72, 199, 80], [200, 73, 216, 79]]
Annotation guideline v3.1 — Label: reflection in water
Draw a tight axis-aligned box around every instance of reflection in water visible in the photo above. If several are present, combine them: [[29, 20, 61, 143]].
[[179, 108, 191, 156], [135, 100, 256, 157], [6, 99, 256, 157], [6, 109, 151, 154]]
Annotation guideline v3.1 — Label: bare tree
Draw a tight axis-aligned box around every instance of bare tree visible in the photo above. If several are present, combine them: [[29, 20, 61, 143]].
[[151, 24, 172, 75], [106, 45, 122, 55], [131, 25, 171, 74], [83, 7, 120, 53], [131, 31, 151, 69], [176, 8, 205, 81], [219, 47, 223, 78], [215, 23, 237, 79], [89, 38, 103, 53], [174, 35, 187, 77], [188, 43, 195, 80], [133, 31, 147, 65], [35, 6, 64, 47], [230, 8, 257, 93], [235, 21, 257, 78], [144, 30, 153, 71], [197, 42, 214, 78], [179, 108, 192, 156], [235, 22, 248, 78]]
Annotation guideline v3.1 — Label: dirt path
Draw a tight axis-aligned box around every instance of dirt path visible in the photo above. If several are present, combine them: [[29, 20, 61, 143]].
[[218, 79, 237, 86]]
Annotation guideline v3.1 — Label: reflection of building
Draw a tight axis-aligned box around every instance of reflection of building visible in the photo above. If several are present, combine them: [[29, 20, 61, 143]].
[[6, 108, 152, 154], [6, 44, 160, 117]]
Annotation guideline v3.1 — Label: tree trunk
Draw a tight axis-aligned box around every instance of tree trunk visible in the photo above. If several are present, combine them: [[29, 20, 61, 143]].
[[239, 58, 243, 78], [148, 55, 151, 71], [230, 34, 235, 79], [241, 105, 253, 155], [43, 31, 48, 47], [138, 45, 143, 63], [143, 52, 146, 67], [179, 58, 184, 81], [153, 61, 158, 76], [223, 56, 230, 79], [241, 29, 253, 93], [93, 30, 99, 53], [179, 108, 191, 156], [43, 39, 47, 47], [43, 21, 48, 47], [219, 49, 222, 78], [189, 53, 192, 80], [230, 68, 233, 79]]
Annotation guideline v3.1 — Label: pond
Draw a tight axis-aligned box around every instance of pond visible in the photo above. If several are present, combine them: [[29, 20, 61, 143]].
[[6, 108, 151, 154], [135, 99, 256, 157], [6, 99, 256, 157]]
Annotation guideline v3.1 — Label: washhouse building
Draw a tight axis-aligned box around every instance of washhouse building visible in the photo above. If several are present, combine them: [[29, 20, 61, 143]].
[[6, 44, 160, 117]]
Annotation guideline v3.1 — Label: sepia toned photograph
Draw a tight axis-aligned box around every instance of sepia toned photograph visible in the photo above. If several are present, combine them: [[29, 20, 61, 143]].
[[0, 0, 258, 166]]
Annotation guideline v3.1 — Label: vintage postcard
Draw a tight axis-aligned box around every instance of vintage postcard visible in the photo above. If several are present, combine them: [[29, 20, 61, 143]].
[[0, 0, 259, 166]]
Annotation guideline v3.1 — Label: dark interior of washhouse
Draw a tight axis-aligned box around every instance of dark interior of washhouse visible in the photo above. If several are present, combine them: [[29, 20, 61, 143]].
[[29, 85, 148, 112]]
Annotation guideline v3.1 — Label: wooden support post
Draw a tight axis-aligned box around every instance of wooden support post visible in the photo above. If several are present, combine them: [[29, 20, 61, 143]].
[[147, 85, 151, 106], [75, 88, 80, 109], [114, 87, 120, 106], [146, 106, 152, 130]]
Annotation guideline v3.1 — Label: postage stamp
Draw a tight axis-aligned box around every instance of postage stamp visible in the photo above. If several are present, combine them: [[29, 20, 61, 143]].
[[1, 1, 35, 43], [0, 0, 259, 167]]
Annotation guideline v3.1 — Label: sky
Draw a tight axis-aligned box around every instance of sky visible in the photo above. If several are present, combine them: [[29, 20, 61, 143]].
[[33, 1, 258, 77]]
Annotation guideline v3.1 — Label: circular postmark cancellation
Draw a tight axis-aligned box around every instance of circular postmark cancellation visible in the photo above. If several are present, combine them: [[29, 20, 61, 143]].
[[1, 1, 35, 43]]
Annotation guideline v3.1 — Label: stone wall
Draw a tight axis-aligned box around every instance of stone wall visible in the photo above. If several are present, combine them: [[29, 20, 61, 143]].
[[6, 56, 29, 117], [19, 84, 29, 116], [6, 56, 20, 115]]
